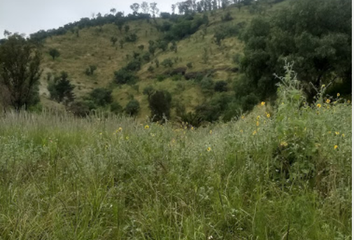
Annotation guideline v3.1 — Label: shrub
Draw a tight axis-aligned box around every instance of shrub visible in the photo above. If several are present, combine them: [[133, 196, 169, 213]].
[[125, 99, 140, 116], [125, 59, 141, 71], [110, 102, 123, 114], [48, 72, 75, 104], [156, 75, 166, 82], [186, 62, 193, 69], [113, 69, 137, 85], [161, 58, 173, 68], [148, 90, 172, 122], [200, 77, 214, 94], [125, 33, 137, 42], [89, 88, 113, 106], [49, 48, 60, 60], [85, 65, 97, 76], [214, 81, 228, 92]]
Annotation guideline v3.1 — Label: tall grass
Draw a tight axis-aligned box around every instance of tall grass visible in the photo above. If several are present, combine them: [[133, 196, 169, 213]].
[[0, 66, 351, 239]]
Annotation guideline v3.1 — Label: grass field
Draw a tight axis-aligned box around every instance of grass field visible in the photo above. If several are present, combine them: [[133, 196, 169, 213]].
[[0, 67, 351, 239]]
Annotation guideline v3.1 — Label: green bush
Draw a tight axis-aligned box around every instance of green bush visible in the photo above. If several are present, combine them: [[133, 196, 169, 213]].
[[113, 69, 137, 85], [125, 99, 140, 116], [89, 88, 113, 106], [148, 90, 172, 122]]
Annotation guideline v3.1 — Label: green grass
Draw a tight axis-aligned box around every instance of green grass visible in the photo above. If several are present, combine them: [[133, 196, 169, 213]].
[[0, 67, 351, 239]]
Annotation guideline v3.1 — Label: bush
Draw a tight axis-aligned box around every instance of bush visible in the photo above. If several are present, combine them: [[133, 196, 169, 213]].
[[186, 62, 193, 69], [113, 69, 137, 85], [67, 101, 91, 117], [110, 102, 123, 114], [142, 52, 150, 62], [125, 33, 138, 42], [161, 58, 174, 68], [214, 81, 228, 92], [85, 65, 97, 76], [148, 90, 172, 122], [200, 77, 214, 94], [156, 75, 166, 82], [125, 99, 140, 116], [48, 72, 75, 104], [89, 88, 113, 106], [125, 59, 141, 71]]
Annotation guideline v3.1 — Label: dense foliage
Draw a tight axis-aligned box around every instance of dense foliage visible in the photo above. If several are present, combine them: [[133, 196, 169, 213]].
[[241, 0, 352, 100], [0, 35, 42, 110]]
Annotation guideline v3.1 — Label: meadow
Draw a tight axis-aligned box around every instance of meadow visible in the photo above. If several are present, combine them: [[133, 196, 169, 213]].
[[0, 67, 351, 239]]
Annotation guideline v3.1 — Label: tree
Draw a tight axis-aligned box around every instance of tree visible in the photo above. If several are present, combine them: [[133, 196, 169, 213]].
[[125, 99, 140, 116], [49, 48, 60, 60], [241, 0, 352, 100], [148, 90, 172, 122], [48, 72, 75, 104], [89, 88, 112, 106], [130, 3, 140, 15], [150, 2, 159, 18], [110, 8, 116, 15], [115, 19, 124, 33], [141, 2, 149, 13], [124, 25, 130, 33], [0, 35, 42, 110], [110, 36, 118, 46]]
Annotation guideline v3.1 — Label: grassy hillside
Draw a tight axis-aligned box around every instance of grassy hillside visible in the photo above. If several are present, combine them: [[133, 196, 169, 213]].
[[39, 1, 290, 120], [0, 69, 351, 239]]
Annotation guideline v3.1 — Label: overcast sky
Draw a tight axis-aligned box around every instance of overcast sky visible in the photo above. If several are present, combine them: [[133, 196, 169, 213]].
[[0, 0, 176, 37]]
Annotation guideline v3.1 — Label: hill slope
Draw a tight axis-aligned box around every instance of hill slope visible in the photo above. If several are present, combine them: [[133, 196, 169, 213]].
[[39, 1, 290, 120]]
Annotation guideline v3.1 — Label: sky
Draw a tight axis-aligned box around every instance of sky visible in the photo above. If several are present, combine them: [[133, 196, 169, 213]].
[[0, 0, 176, 37]]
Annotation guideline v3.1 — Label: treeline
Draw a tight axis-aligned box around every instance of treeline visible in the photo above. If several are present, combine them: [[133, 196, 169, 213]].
[[25, 0, 274, 42]]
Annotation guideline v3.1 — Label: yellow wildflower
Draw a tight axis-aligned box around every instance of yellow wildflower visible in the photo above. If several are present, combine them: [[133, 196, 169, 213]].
[[266, 113, 270, 118], [240, 130, 243, 133], [261, 101, 265, 106], [321, 84, 325, 88], [256, 121, 259, 126], [335, 132, 339, 135], [316, 104, 321, 108], [126, 136, 129, 140], [342, 134, 345, 137], [326, 99, 330, 104], [334, 145, 338, 149], [252, 130, 257, 135], [99, 132, 102, 135], [280, 141, 288, 147], [241, 115, 245, 119], [347, 100, 350, 104], [191, 127, 194, 130], [256, 115, 260, 120], [337, 93, 340, 97], [207, 147, 211, 152], [209, 130, 212, 134], [145, 125, 149, 129]]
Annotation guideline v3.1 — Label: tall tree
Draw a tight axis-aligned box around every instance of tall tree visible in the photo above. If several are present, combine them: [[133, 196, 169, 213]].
[[0, 35, 42, 110], [141, 1, 150, 13], [130, 3, 140, 15], [150, 2, 159, 18]]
